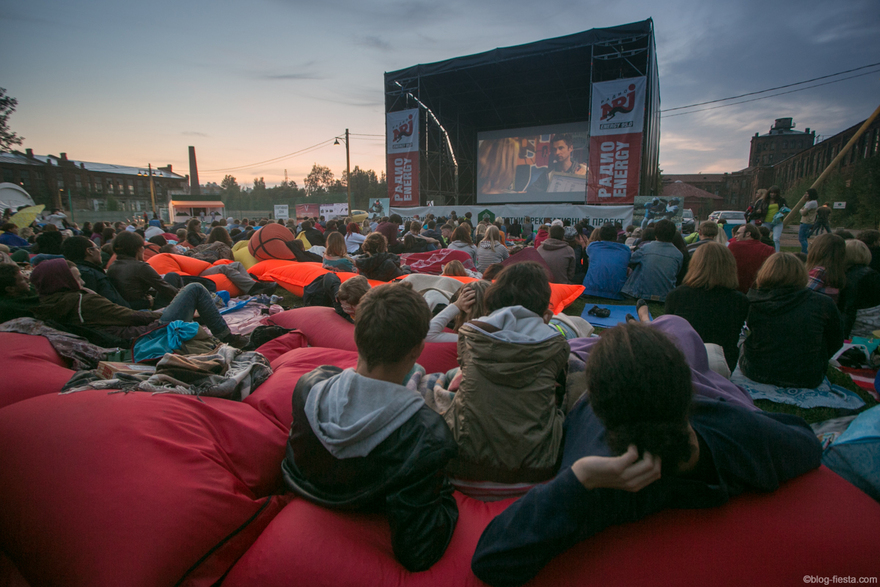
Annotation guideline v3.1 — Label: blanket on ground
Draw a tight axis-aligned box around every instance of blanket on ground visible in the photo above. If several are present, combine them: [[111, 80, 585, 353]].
[[730, 367, 865, 410], [62, 345, 272, 400]]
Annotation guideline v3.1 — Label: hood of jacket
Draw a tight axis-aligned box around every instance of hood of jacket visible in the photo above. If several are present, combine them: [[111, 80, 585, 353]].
[[539, 238, 569, 251], [305, 368, 425, 459], [461, 305, 566, 386], [30, 258, 81, 296], [747, 286, 812, 314], [355, 252, 401, 278]]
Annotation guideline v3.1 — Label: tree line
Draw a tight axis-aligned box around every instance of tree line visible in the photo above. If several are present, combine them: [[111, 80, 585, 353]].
[[220, 164, 387, 211]]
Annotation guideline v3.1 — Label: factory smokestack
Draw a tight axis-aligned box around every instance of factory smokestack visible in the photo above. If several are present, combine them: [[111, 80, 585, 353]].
[[188, 146, 200, 195]]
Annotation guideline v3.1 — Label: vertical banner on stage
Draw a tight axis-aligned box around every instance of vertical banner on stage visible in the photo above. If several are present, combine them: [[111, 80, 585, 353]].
[[588, 77, 646, 204], [386, 109, 420, 207]]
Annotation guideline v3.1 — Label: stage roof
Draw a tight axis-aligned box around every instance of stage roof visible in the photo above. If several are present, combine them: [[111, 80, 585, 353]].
[[385, 19, 655, 131], [384, 19, 659, 205]]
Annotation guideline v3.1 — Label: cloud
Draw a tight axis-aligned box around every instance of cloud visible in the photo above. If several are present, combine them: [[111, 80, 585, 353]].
[[357, 35, 392, 51], [182, 131, 208, 137], [260, 72, 324, 81]]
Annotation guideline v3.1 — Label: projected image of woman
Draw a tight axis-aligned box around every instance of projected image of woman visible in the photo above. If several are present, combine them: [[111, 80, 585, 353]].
[[478, 138, 522, 194]]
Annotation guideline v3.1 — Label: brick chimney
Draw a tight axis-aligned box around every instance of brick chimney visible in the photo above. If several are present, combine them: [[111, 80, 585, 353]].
[[60, 152, 68, 161], [25, 148, 33, 158], [188, 146, 200, 196]]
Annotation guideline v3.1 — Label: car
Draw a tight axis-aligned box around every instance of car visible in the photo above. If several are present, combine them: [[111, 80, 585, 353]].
[[707, 210, 747, 239], [349, 209, 368, 223], [708, 210, 747, 225], [678, 209, 695, 234]]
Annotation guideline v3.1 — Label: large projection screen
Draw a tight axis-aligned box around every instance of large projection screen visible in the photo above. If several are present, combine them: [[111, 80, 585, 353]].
[[477, 122, 589, 204]]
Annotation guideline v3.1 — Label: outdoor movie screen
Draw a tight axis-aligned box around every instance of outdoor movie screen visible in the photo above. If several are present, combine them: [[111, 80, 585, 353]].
[[476, 122, 589, 204]]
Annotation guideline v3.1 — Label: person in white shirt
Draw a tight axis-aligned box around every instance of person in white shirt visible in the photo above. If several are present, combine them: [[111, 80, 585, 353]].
[[799, 188, 819, 254]]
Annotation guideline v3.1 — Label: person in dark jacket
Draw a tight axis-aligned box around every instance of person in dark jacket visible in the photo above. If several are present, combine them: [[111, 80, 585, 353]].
[[471, 322, 821, 587], [61, 236, 130, 308], [665, 242, 749, 371], [107, 231, 180, 309], [740, 252, 843, 389], [297, 220, 326, 247], [536, 225, 574, 284], [838, 239, 880, 339], [0, 263, 40, 323], [30, 258, 247, 347], [355, 233, 410, 282], [282, 282, 458, 572]]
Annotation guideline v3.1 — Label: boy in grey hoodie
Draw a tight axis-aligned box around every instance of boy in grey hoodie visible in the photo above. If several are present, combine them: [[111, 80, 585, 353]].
[[281, 282, 458, 572]]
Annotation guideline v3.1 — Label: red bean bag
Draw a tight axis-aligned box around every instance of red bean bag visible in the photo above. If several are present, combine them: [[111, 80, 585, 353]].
[[0, 392, 288, 587], [264, 307, 459, 374], [399, 249, 475, 274], [255, 330, 309, 364], [223, 466, 880, 587], [245, 346, 359, 431], [147, 253, 243, 296], [0, 333, 74, 410], [248, 224, 296, 261]]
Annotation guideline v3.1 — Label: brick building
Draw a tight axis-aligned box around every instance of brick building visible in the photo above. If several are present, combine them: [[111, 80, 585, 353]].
[[770, 116, 880, 192], [748, 118, 815, 168], [0, 149, 187, 213]]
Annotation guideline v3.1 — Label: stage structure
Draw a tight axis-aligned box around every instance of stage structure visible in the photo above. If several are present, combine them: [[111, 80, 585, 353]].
[[384, 19, 660, 208]]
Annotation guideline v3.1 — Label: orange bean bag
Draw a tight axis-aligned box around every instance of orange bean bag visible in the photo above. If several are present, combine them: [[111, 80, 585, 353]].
[[265, 263, 386, 297], [421, 274, 583, 315], [248, 224, 296, 261], [147, 253, 243, 296]]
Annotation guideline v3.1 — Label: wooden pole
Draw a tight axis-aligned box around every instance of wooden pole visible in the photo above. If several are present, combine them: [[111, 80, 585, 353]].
[[783, 103, 880, 227]]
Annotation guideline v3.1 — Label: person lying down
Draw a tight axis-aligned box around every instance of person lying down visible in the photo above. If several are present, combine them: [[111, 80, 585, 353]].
[[471, 321, 822, 587]]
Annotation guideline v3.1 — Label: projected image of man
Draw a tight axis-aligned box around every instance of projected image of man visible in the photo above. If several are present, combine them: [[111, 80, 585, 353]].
[[549, 134, 586, 175]]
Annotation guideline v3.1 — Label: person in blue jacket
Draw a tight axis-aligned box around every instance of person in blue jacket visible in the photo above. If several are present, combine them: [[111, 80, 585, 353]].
[[471, 322, 822, 587], [581, 223, 631, 299]]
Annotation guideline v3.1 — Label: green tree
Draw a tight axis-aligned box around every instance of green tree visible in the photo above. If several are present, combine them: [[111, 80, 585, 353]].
[[343, 166, 388, 209], [221, 175, 240, 197], [304, 164, 334, 196], [0, 88, 23, 151]]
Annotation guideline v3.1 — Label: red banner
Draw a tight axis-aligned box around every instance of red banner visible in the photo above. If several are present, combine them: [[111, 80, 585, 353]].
[[295, 203, 320, 219], [387, 152, 420, 207], [587, 133, 642, 204]]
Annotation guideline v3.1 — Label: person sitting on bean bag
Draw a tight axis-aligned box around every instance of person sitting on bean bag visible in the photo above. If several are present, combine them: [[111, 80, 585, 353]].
[[355, 233, 410, 282], [282, 282, 458, 572], [472, 322, 822, 587], [30, 258, 248, 348]]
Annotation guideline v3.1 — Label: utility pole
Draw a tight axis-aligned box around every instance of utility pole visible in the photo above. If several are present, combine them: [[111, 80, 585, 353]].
[[345, 129, 352, 215]]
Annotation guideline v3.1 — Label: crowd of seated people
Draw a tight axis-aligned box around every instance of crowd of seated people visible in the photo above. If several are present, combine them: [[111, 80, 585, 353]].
[[0, 203, 875, 582]]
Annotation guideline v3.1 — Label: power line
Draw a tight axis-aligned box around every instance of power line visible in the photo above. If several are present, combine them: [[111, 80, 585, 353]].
[[660, 62, 880, 113], [202, 138, 336, 173], [661, 70, 879, 119], [350, 133, 384, 137]]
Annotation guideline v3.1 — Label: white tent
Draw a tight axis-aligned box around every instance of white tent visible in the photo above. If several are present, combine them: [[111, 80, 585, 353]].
[[0, 183, 36, 212]]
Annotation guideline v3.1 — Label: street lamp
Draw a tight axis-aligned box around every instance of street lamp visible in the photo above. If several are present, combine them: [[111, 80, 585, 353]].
[[334, 129, 352, 216], [137, 165, 158, 217]]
